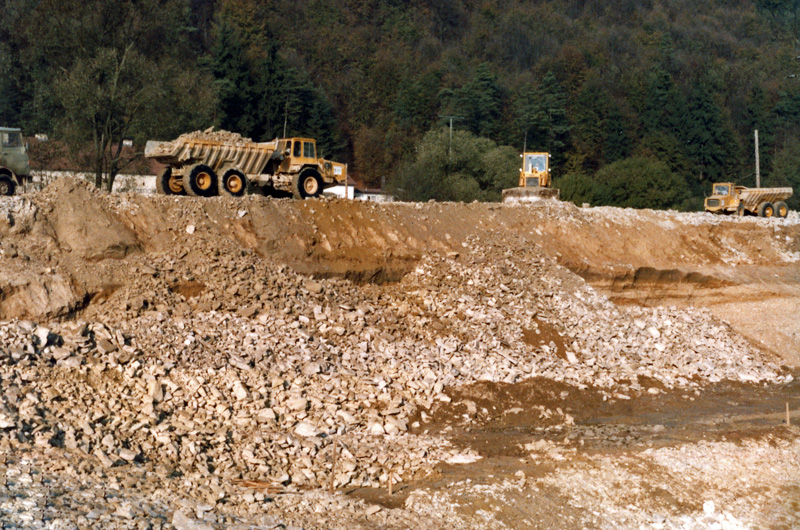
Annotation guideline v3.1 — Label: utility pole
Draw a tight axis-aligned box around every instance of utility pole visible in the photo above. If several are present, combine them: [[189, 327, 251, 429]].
[[283, 97, 290, 138], [755, 129, 760, 188], [438, 115, 463, 160]]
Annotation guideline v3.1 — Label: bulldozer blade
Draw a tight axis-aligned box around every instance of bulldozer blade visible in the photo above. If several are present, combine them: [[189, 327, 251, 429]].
[[502, 187, 560, 204]]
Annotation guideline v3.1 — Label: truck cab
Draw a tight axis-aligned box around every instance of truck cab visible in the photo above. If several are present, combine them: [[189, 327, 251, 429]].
[[0, 127, 30, 195], [704, 182, 738, 214], [281, 138, 318, 171], [277, 138, 347, 197], [519, 152, 551, 188]]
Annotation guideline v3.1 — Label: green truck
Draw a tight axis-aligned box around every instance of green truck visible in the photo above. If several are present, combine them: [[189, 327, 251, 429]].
[[0, 127, 30, 195]]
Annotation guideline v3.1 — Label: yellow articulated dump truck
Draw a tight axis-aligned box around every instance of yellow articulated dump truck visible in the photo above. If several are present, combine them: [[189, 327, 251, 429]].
[[502, 152, 560, 203], [145, 129, 347, 199], [704, 182, 793, 218]]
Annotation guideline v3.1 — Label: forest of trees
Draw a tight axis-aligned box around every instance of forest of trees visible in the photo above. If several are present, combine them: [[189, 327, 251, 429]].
[[2, 0, 800, 208]]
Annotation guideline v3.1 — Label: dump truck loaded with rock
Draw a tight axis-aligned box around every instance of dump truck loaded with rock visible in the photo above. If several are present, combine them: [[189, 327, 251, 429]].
[[145, 129, 347, 199], [704, 182, 793, 218]]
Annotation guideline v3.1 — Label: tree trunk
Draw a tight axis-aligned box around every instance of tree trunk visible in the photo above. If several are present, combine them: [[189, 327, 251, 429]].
[[94, 132, 106, 189], [106, 136, 126, 192]]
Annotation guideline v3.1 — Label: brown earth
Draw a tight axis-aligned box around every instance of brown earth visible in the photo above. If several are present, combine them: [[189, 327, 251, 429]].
[[2, 178, 798, 364], [1, 178, 799, 528], [353, 372, 800, 508]]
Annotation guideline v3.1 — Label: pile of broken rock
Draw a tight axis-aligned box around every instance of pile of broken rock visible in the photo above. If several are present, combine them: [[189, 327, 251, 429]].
[[0, 199, 790, 528]]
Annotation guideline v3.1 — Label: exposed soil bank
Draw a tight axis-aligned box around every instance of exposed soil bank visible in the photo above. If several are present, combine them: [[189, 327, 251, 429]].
[[1, 179, 798, 363], [0, 179, 798, 529]]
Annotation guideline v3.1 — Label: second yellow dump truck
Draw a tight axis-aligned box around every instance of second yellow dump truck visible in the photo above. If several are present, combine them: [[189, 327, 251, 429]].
[[145, 129, 347, 199], [704, 183, 793, 218]]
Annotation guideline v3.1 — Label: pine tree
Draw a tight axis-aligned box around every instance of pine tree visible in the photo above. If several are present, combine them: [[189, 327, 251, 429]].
[[252, 41, 293, 141], [744, 86, 774, 183], [0, 42, 22, 125], [210, 14, 342, 155], [604, 107, 631, 164], [393, 71, 443, 131], [210, 18, 258, 137], [453, 63, 503, 139], [769, 87, 800, 158], [515, 72, 571, 170], [281, 67, 342, 157], [755, 0, 800, 41], [641, 67, 685, 138], [570, 81, 610, 171], [683, 80, 739, 186]]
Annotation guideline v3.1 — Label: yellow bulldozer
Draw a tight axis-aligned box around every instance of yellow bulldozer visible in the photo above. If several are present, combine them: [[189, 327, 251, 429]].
[[502, 152, 560, 203]]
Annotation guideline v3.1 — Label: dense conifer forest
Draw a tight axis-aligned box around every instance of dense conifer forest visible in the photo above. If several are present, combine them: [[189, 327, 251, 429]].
[[2, 0, 800, 208]]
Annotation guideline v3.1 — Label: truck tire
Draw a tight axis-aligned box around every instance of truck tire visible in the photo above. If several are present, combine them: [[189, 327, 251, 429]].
[[0, 176, 15, 196], [292, 169, 323, 199], [220, 168, 247, 197], [155, 167, 186, 195], [757, 202, 775, 218], [774, 201, 789, 219], [185, 164, 218, 197]]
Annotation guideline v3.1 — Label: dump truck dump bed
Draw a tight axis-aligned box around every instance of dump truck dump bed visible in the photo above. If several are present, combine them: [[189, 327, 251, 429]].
[[145, 136, 279, 176], [738, 187, 793, 211]]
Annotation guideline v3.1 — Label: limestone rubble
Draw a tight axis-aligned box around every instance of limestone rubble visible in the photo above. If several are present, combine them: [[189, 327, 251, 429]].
[[0, 178, 798, 528]]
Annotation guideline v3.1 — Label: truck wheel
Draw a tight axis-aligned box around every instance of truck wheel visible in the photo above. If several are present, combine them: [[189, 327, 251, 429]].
[[155, 167, 186, 195], [292, 170, 323, 199], [774, 201, 789, 219], [220, 169, 247, 197], [185, 164, 218, 197], [757, 202, 775, 218], [0, 176, 16, 196]]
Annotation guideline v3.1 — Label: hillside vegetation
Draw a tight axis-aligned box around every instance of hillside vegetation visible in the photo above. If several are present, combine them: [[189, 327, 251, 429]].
[[2, 0, 800, 208]]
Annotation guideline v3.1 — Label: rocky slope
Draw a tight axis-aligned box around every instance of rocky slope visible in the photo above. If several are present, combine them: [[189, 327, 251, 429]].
[[0, 178, 798, 529]]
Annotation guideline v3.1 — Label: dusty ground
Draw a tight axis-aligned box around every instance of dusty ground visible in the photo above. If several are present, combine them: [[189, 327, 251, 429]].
[[0, 178, 798, 529]]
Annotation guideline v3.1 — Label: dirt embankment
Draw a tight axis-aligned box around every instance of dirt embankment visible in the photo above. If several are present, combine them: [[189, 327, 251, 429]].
[[1, 178, 797, 363], [0, 178, 799, 529]]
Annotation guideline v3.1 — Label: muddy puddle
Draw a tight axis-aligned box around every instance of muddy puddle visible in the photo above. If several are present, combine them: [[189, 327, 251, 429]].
[[349, 371, 800, 508]]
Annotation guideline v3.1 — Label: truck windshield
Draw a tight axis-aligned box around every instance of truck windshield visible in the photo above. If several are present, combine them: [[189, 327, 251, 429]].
[[2, 132, 21, 148], [524, 154, 546, 173], [303, 142, 316, 159], [713, 184, 730, 196]]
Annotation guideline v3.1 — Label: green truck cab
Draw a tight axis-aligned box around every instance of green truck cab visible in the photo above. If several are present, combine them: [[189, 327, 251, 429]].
[[0, 127, 31, 195]]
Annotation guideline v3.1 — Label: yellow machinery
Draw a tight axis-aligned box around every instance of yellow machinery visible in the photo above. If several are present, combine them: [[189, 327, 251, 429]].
[[704, 182, 792, 218], [502, 151, 559, 203], [146, 130, 347, 199], [519, 152, 551, 188]]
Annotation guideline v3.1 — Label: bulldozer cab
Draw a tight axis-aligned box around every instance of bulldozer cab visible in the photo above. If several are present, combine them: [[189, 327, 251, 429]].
[[519, 152, 550, 188]]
